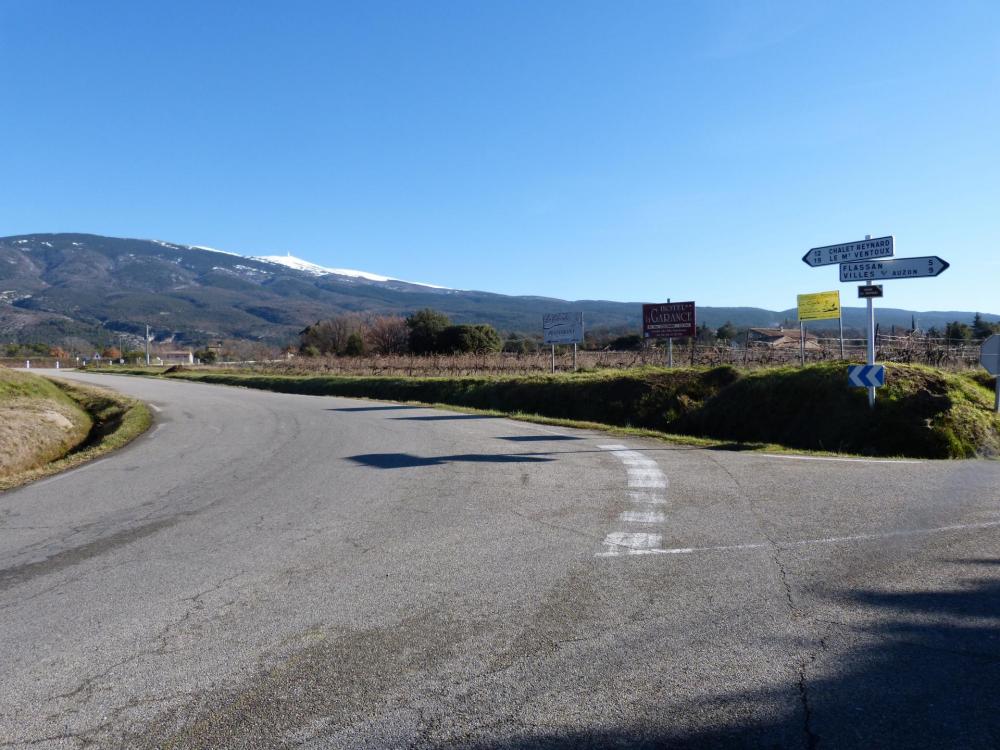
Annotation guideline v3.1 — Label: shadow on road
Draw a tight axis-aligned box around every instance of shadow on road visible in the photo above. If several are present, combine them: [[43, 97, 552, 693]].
[[392, 414, 499, 421], [348, 452, 555, 469], [328, 405, 425, 412], [498, 435, 583, 442], [447, 560, 1000, 749]]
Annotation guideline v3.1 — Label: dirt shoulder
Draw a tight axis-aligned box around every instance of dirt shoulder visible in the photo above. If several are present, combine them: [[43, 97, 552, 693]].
[[0, 368, 152, 491]]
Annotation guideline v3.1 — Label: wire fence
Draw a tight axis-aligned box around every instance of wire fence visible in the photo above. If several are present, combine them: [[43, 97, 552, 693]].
[[1, 335, 987, 375], [220, 335, 989, 376]]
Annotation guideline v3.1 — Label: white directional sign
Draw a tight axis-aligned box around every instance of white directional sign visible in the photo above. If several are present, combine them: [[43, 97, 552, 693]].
[[981, 335, 1000, 376], [803, 236, 894, 267], [848, 364, 885, 388], [839, 256, 950, 282], [543, 311, 584, 345]]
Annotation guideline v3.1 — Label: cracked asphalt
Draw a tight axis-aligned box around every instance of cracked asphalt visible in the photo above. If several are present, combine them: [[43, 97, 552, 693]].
[[1, 370, 999, 749]]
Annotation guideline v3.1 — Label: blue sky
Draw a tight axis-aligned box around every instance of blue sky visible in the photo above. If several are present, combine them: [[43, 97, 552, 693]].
[[2, 1, 998, 313]]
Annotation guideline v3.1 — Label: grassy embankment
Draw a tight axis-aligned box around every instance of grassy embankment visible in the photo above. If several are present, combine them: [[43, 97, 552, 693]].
[[0, 368, 152, 491], [94, 362, 999, 459]]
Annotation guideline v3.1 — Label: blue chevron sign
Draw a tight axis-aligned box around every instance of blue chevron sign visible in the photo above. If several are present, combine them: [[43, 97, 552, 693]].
[[848, 364, 885, 388]]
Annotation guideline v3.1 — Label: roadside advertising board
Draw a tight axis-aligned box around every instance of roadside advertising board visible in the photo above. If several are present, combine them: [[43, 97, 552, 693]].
[[542, 312, 584, 345], [797, 291, 841, 322], [642, 302, 696, 339]]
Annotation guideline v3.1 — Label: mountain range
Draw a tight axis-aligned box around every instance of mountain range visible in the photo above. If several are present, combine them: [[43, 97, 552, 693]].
[[1, 233, 996, 347]]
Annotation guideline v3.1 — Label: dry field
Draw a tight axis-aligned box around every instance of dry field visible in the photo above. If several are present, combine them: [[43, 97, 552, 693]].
[[226, 336, 984, 377]]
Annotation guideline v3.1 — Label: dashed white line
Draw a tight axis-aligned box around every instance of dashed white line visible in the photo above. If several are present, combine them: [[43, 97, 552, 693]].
[[627, 472, 667, 489], [628, 490, 667, 504], [621, 510, 666, 524], [598, 445, 670, 557]]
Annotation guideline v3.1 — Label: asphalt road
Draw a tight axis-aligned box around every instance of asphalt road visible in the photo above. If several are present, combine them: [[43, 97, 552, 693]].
[[1, 371, 999, 749]]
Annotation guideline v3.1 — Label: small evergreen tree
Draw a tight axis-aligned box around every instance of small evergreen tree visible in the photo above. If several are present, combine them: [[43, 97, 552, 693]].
[[972, 313, 996, 340], [344, 332, 366, 356], [438, 324, 502, 353], [716, 321, 737, 341], [945, 321, 972, 344], [406, 308, 451, 354]]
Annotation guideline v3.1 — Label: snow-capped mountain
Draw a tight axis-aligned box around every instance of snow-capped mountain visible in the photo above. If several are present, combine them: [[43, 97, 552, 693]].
[[1, 232, 635, 345], [253, 254, 448, 289], [3, 233, 990, 348]]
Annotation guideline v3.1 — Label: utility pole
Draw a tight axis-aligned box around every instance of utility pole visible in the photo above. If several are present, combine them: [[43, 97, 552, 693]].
[[145, 325, 151, 366]]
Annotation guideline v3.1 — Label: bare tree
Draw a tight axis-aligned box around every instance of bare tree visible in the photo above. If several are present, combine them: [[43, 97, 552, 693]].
[[299, 315, 365, 355], [365, 315, 409, 354]]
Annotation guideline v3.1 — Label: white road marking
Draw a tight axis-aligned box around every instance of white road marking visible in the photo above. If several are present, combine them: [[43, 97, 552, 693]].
[[757, 453, 922, 465], [598, 445, 670, 557], [602, 531, 663, 551], [148, 404, 162, 413], [621, 510, 666, 524], [628, 472, 668, 489], [629, 490, 666, 504], [650, 519, 1000, 555]]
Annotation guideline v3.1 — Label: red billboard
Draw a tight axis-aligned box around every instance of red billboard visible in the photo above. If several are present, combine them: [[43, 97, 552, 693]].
[[642, 302, 696, 339]]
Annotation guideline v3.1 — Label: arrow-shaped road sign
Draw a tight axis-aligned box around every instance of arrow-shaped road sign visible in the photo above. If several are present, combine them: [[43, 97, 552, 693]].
[[848, 364, 885, 388], [840, 256, 949, 283], [981, 335, 1000, 376], [803, 236, 894, 267]]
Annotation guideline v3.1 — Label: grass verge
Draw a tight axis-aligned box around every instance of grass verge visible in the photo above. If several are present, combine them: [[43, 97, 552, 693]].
[[0, 371, 153, 492], [90, 362, 999, 458], [0, 368, 92, 477]]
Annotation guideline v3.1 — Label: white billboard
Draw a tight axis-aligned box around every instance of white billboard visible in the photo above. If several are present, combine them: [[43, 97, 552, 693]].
[[543, 312, 584, 345]]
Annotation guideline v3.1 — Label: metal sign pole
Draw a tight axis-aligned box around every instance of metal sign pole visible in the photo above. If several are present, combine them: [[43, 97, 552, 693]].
[[573, 343, 577, 371], [551, 344, 555, 374], [800, 322, 805, 367], [839, 314, 845, 359], [863, 235, 876, 408], [866, 293, 876, 409], [667, 298, 672, 368]]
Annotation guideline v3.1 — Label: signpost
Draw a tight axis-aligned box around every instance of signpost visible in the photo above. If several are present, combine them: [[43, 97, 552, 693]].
[[858, 285, 883, 299], [796, 291, 843, 364], [802, 236, 894, 267], [543, 312, 584, 372], [848, 364, 885, 388], [980, 335, 1000, 413], [643, 302, 696, 369], [804, 233, 951, 409], [839, 256, 949, 282]]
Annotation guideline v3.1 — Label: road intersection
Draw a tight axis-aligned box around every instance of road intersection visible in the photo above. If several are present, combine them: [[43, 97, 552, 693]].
[[1, 371, 998, 748]]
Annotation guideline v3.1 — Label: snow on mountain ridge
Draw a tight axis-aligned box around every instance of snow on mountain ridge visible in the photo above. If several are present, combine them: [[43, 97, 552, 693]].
[[254, 254, 448, 289]]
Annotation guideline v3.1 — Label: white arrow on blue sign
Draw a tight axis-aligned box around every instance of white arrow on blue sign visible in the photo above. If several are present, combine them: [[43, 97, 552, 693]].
[[848, 364, 885, 388]]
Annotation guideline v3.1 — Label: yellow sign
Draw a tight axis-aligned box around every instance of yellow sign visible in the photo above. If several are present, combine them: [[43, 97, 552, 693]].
[[797, 291, 841, 321]]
